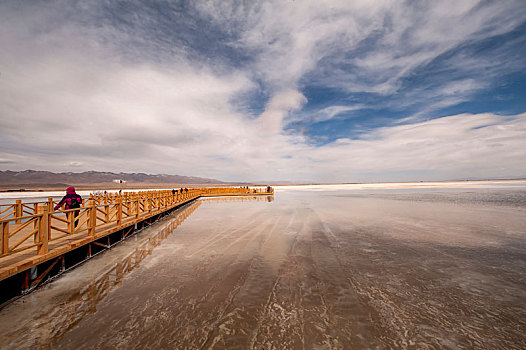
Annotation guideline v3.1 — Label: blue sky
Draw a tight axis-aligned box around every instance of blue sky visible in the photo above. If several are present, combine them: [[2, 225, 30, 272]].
[[1, 0, 525, 182]]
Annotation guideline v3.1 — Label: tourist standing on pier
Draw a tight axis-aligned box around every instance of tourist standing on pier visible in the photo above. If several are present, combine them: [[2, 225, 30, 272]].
[[54, 186, 83, 228]]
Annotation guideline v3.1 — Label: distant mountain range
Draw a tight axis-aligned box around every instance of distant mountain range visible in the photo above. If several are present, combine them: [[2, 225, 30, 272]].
[[0, 170, 226, 188]]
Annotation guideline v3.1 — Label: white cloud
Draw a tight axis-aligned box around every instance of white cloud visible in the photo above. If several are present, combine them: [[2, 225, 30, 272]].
[[197, 0, 392, 91], [196, 0, 526, 123], [305, 113, 526, 182], [1, 1, 525, 182], [257, 90, 307, 134]]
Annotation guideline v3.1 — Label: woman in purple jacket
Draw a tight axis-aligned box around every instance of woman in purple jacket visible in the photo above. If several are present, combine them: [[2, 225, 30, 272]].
[[54, 187, 83, 229]]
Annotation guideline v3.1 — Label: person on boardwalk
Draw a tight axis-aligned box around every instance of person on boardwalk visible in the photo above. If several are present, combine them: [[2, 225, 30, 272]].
[[54, 186, 83, 229]]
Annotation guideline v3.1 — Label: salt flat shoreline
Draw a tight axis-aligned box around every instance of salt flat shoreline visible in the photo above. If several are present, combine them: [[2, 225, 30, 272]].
[[1, 178, 525, 193], [276, 178, 526, 190]]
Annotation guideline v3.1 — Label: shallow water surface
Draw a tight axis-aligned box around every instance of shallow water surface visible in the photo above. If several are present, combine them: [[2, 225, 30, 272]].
[[0, 185, 525, 349]]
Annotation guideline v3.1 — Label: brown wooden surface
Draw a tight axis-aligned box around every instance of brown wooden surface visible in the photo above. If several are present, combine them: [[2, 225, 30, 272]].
[[0, 187, 273, 281]]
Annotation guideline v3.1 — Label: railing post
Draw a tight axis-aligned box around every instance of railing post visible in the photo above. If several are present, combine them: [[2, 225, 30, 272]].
[[37, 205, 49, 255], [1, 221, 9, 255], [104, 196, 110, 223], [126, 198, 131, 216], [117, 197, 122, 226], [15, 200, 22, 224], [48, 197, 54, 211], [68, 209, 76, 234], [135, 197, 140, 219], [148, 195, 152, 214], [88, 199, 96, 237]]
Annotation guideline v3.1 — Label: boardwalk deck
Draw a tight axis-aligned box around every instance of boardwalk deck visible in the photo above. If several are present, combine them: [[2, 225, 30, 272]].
[[0, 187, 273, 301]]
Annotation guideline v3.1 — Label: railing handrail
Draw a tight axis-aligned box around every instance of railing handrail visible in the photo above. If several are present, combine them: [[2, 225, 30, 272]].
[[1, 212, 43, 223], [1, 187, 272, 209]]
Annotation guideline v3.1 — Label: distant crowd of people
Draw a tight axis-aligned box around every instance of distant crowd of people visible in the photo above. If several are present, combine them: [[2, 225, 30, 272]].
[[171, 188, 189, 196], [239, 186, 273, 193]]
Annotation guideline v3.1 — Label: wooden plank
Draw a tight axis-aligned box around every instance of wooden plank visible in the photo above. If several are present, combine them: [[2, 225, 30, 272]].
[[92, 241, 109, 248]]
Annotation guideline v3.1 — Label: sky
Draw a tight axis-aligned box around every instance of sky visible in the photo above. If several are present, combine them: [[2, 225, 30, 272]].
[[1, 0, 525, 183]]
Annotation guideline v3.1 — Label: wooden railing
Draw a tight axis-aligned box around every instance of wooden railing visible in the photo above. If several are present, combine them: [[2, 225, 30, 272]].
[[0, 187, 273, 260], [4, 200, 202, 348]]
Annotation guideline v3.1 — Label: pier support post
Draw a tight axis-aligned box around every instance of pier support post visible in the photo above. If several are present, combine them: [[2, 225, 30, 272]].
[[37, 205, 49, 255]]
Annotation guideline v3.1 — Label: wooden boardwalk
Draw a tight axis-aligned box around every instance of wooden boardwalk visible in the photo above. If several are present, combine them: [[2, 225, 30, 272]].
[[0, 187, 273, 287]]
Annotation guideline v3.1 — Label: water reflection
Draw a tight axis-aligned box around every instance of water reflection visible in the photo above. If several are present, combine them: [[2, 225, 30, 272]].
[[0, 201, 201, 349], [0, 188, 525, 349], [201, 195, 274, 204]]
